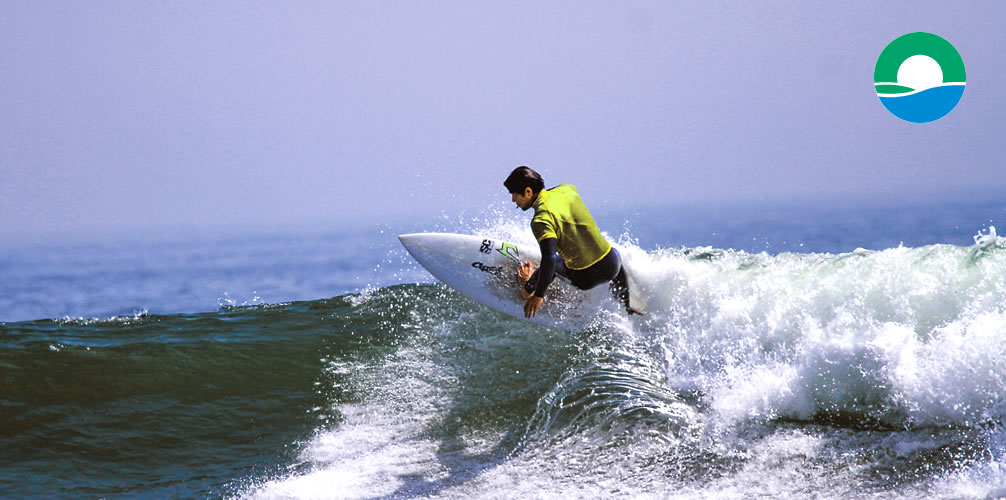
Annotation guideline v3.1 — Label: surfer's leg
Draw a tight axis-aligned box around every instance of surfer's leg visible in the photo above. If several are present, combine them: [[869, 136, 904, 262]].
[[566, 248, 619, 290], [566, 248, 639, 314], [609, 265, 637, 314], [605, 249, 642, 314]]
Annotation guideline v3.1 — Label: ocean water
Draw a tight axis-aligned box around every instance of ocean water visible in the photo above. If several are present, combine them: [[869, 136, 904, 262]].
[[3, 196, 1006, 499]]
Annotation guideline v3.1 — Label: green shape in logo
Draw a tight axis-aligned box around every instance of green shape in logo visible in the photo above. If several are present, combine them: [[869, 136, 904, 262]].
[[874, 32, 965, 123]]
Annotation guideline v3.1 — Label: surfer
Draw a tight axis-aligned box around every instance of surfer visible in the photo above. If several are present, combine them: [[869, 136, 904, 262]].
[[504, 166, 635, 318]]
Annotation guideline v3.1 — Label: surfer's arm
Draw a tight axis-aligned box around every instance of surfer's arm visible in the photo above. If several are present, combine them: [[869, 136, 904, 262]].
[[532, 237, 558, 298]]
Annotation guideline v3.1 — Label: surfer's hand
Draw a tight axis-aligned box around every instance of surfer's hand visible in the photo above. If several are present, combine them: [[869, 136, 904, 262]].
[[524, 296, 544, 318]]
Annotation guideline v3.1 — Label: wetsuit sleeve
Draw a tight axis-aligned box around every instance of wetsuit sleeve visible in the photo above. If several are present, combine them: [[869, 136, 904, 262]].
[[533, 237, 558, 298]]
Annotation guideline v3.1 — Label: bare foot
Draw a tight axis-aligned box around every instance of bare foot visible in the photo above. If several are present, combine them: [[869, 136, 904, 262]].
[[516, 260, 534, 283]]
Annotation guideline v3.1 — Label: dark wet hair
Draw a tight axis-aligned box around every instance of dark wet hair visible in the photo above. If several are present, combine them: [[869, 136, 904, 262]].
[[504, 166, 545, 195]]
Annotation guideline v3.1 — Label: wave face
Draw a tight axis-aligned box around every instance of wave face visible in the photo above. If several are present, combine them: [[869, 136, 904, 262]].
[[879, 84, 966, 122], [4, 226, 1006, 498], [1, 301, 349, 497], [246, 235, 1006, 499]]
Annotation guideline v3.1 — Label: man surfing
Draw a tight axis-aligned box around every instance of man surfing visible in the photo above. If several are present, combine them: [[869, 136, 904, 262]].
[[504, 166, 635, 319]]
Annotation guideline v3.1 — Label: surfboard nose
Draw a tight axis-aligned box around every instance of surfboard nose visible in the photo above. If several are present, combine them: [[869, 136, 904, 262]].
[[398, 233, 469, 276], [399, 232, 487, 267], [397, 233, 420, 244], [398, 233, 429, 252], [398, 233, 445, 259]]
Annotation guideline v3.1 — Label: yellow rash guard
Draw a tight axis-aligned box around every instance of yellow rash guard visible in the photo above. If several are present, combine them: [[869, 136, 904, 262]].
[[530, 184, 611, 270]]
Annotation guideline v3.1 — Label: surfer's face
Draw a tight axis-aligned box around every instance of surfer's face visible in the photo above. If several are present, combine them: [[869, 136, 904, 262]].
[[511, 187, 535, 211]]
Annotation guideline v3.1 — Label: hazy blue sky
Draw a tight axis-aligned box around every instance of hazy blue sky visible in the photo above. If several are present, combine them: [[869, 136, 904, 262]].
[[2, 1, 1005, 240]]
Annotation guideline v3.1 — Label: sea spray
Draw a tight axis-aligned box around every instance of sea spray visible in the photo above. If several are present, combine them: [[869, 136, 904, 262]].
[[618, 238, 1006, 430]]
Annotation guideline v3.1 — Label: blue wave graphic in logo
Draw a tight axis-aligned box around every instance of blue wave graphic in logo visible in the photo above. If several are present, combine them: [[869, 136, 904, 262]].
[[878, 85, 965, 123]]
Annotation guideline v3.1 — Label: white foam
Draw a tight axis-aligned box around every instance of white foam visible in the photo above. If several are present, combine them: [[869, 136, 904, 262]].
[[603, 238, 1006, 429], [242, 405, 446, 499], [246, 232, 1006, 498]]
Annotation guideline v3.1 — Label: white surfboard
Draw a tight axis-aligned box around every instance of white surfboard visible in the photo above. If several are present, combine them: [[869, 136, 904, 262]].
[[399, 232, 642, 330]]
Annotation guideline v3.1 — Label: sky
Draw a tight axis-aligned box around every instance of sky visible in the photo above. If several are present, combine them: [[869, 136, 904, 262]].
[[2, 1, 1005, 241]]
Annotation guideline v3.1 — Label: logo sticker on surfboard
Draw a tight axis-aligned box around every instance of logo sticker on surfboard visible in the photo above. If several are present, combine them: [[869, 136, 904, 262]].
[[496, 242, 520, 263]]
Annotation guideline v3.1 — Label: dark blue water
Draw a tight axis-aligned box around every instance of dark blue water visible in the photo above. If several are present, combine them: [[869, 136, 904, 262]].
[[3, 197, 1006, 498]]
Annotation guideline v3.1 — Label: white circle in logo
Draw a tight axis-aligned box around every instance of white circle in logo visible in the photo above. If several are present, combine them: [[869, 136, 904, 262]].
[[896, 55, 943, 91]]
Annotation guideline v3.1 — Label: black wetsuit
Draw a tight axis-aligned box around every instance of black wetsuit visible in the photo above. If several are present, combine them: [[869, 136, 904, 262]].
[[524, 237, 632, 312]]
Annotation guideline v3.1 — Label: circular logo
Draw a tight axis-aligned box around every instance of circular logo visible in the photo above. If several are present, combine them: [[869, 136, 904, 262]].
[[874, 32, 966, 123]]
